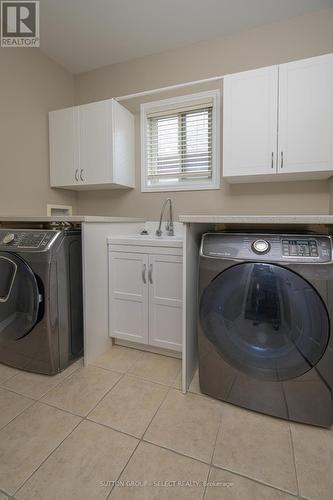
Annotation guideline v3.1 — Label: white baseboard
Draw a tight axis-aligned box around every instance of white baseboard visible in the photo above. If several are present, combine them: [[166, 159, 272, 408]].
[[114, 338, 182, 359]]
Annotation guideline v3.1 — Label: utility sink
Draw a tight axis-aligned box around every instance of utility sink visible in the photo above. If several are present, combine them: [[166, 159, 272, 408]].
[[107, 233, 183, 248]]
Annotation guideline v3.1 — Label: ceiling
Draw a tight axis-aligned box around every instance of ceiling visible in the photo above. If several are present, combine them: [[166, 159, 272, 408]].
[[40, 0, 333, 74]]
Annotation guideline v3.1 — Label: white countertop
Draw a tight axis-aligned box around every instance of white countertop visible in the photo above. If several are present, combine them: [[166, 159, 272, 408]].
[[179, 215, 333, 224], [108, 234, 183, 248], [0, 216, 144, 223]]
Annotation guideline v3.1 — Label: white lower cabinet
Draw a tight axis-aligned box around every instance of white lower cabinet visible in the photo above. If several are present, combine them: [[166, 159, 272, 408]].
[[108, 245, 183, 352], [148, 254, 182, 351], [109, 252, 149, 344]]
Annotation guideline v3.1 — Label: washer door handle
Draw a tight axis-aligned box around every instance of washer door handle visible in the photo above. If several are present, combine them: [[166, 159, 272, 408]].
[[0, 257, 17, 303]]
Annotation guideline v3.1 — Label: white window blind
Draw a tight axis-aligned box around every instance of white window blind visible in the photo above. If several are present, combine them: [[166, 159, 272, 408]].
[[147, 104, 213, 182]]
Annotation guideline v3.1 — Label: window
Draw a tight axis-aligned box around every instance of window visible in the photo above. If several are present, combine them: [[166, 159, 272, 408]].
[[141, 91, 220, 192]]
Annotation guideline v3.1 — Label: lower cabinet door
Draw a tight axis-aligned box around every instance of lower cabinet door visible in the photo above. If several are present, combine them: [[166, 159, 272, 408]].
[[148, 254, 183, 352], [109, 251, 148, 344]]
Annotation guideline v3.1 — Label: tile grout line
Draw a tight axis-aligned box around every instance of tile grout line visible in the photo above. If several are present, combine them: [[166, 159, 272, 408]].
[[97, 369, 300, 499], [141, 438, 213, 467], [10, 361, 128, 498], [138, 432, 301, 500], [37, 364, 126, 417], [202, 403, 224, 499], [0, 359, 84, 404], [14, 370, 133, 497], [0, 398, 35, 434], [106, 439, 141, 499], [0, 487, 18, 500], [5, 354, 222, 498], [38, 364, 130, 422], [0, 354, 301, 500], [105, 383, 174, 499], [0, 384, 39, 400], [92, 366, 180, 390], [0, 373, 19, 385], [2, 358, 301, 500], [7, 352, 177, 499], [13, 416, 83, 497], [0, 399, 41, 437], [82, 359, 179, 498], [0, 360, 86, 435], [141, 386, 172, 441], [0, 385, 40, 402], [210, 462, 300, 498], [142, 386, 301, 499], [288, 422, 301, 498], [210, 404, 224, 465], [83, 370, 128, 419]]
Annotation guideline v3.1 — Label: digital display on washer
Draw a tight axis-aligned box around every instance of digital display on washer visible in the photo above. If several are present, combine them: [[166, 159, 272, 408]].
[[282, 239, 318, 257], [18, 233, 45, 248]]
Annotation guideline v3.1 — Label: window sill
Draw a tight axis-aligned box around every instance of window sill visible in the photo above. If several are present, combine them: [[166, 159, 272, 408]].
[[141, 182, 220, 193]]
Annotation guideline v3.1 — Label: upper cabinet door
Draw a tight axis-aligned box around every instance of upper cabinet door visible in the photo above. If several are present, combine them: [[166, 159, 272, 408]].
[[278, 54, 333, 174], [49, 107, 79, 187], [223, 66, 278, 178], [79, 100, 112, 185]]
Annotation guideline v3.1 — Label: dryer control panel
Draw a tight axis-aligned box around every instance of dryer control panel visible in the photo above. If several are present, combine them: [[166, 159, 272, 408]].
[[0, 230, 61, 252], [201, 233, 332, 263]]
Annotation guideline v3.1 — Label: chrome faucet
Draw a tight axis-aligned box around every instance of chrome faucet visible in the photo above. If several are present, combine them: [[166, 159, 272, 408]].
[[156, 199, 174, 237]]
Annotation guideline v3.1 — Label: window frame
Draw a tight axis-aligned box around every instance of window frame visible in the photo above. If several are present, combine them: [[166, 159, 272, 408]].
[[140, 90, 221, 192]]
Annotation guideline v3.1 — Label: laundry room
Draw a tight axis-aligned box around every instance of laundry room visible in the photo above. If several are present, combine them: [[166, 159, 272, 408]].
[[0, 1, 333, 499]]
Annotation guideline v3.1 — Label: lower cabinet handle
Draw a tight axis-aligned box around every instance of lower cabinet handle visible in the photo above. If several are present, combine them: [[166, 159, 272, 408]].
[[281, 151, 284, 169], [142, 264, 146, 284], [148, 264, 153, 284], [80, 169, 84, 182], [75, 169, 79, 182], [271, 152, 274, 169]]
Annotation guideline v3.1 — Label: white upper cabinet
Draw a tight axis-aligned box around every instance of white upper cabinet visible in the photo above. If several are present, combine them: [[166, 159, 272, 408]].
[[79, 100, 111, 185], [223, 53, 333, 182], [278, 53, 333, 174], [49, 106, 79, 186], [223, 66, 278, 178], [49, 99, 135, 190]]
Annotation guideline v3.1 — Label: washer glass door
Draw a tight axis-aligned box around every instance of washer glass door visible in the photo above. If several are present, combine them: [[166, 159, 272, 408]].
[[0, 252, 40, 341], [199, 262, 329, 381]]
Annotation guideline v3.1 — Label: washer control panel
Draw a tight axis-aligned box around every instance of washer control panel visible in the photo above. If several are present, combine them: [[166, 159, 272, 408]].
[[0, 230, 60, 251], [201, 233, 332, 263]]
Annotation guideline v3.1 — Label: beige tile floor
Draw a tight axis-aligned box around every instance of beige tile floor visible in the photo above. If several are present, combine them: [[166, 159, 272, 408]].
[[0, 346, 331, 499]]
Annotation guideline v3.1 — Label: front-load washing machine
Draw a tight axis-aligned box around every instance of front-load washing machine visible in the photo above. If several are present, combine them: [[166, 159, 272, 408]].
[[198, 233, 333, 427], [0, 228, 83, 375]]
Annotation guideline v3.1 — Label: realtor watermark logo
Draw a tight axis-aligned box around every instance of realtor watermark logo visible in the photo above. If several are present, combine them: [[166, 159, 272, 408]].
[[1, 1, 39, 47]]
